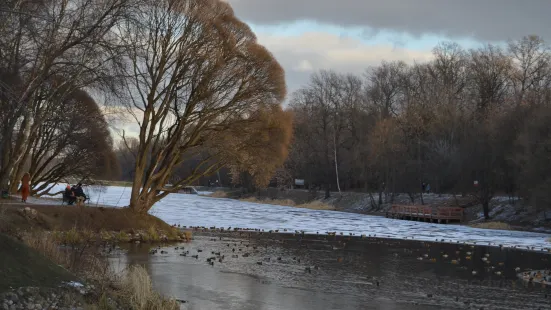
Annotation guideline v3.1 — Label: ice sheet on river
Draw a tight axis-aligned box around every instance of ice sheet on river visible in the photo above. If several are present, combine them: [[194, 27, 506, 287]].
[[42, 184, 551, 250]]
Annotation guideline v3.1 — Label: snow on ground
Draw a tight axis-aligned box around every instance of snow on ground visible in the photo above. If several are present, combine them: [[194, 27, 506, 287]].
[[197, 191, 214, 196], [38, 184, 551, 250]]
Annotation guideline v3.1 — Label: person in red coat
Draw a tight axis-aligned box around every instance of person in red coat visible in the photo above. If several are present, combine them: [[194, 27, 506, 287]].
[[20, 172, 30, 203]]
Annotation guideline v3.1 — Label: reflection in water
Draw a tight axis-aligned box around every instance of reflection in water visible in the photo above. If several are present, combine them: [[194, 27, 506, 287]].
[[109, 234, 551, 310]]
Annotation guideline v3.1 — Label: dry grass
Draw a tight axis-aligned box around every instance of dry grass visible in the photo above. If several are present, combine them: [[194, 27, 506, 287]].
[[0, 205, 8, 232], [22, 232, 71, 267], [182, 230, 192, 241], [296, 201, 335, 210], [22, 231, 179, 309], [147, 226, 160, 242], [240, 197, 296, 206], [22, 230, 118, 296], [209, 191, 228, 198], [240, 197, 335, 210], [120, 265, 179, 310], [470, 221, 512, 230], [0, 204, 175, 232], [166, 227, 180, 241], [115, 231, 130, 242]]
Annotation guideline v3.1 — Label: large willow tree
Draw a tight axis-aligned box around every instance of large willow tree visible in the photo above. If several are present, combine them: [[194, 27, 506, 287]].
[[119, 0, 290, 213]]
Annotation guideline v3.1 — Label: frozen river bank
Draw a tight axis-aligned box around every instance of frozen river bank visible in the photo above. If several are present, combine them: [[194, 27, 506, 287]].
[[34, 184, 551, 250]]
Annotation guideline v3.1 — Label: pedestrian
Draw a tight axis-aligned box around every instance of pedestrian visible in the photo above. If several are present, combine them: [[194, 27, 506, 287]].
[[20, 172, 31, 203], [426, 183, 431, 194]]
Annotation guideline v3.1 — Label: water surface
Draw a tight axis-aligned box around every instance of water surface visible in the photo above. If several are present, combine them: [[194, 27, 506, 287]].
[[109, 233, 551, 310]]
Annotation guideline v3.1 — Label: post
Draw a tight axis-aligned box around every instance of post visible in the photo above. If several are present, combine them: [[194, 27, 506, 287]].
[[333, 112, 341, 196]]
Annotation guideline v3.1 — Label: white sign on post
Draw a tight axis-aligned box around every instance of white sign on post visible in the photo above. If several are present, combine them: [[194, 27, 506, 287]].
[[295, 179, 305, 186]]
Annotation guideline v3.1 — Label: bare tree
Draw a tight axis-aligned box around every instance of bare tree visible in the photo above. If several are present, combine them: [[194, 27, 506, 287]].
[[0, 0, 130, 193], [28, 89, 118, 196], [507, 35, 551, 105], [289, 71, 362, 197], [118, 0, 287, 213], [286, 36, 551, 218], [365, 61, 407, 119]]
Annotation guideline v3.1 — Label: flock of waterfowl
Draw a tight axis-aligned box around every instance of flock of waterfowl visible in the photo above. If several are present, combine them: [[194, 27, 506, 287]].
[[148, 238, 323, 274], [163, 225, 551, 285], [520, 270, 551, 285], [174, 224, 551, 252]]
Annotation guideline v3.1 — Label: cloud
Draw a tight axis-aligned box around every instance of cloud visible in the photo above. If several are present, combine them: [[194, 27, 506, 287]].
[[227, 0, 551, 42], [294, 60, 314, 72], [255, 31, 434, 94]]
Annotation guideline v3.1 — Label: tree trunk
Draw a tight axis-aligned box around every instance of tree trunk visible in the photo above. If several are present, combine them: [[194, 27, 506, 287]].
[[408, 193, 415, 204], [9, 115, 34, 194], [324, 184, 330, 199], [129, 191, 155, 214], [482, 200, 490, 220], [0, 139, 14, 193], [333, 131, 341, 195], [129, 162, 149, 213]]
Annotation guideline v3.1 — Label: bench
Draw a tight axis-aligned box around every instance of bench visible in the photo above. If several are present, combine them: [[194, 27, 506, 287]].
[[62, 194, 89, 206]]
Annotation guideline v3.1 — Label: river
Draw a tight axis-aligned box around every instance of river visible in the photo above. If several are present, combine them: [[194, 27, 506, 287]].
[[37, 185, 551, 309], [108, 232, 551, 309], [36, 185, 551, 249]]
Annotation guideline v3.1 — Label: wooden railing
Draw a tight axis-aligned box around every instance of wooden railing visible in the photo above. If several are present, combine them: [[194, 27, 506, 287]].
[[386, 205, 464, 223]]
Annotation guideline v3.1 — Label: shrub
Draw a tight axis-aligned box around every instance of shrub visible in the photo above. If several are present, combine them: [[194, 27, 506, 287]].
[[62, 227, 84, 246], [147, 226, 160, 242], [115, 231, 130, 243], [182, 230, 192, 241], [166, 227, 179, 241], [120, 265, 178, 310], [100, 229, 112, 241]]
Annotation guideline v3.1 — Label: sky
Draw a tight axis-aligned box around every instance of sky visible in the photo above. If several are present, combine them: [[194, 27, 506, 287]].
[[225, 0, 551, 95], [111, 0, 551, 139]]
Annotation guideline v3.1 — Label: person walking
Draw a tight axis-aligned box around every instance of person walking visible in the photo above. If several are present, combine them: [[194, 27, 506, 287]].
[[20, 172, 31, 203]]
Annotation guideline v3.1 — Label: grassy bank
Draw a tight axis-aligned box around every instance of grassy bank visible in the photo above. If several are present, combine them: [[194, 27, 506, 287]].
[[207, 191, 336, 210], [469, 221, 513, 230], [0, 202, 189, 309], [240, 197, 335, 210], [0, 231, 179, 309], [0, 203, 192, 242]]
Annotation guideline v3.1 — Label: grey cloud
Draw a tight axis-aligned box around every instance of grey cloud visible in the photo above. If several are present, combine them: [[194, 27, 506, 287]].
[[227, 0, 551, 42]]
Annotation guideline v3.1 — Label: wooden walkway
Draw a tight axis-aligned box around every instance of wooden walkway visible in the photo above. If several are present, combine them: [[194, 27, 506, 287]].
[[386, 205, 464, 224]]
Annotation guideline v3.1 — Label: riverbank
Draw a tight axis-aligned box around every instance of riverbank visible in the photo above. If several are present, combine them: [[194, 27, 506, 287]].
[[0, 202, 189, 309], [0, 203, 190, 241], [215, 189, 551, 233]]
